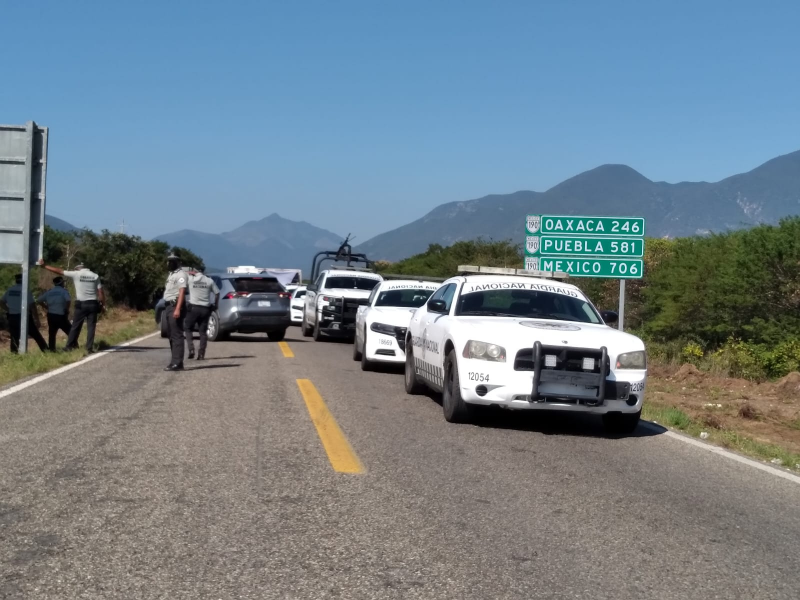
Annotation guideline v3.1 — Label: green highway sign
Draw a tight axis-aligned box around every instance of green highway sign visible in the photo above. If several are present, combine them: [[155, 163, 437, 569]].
[[525, 235, 644, 258], [526, 215, 645, 237], [525, 256, 644, 279]]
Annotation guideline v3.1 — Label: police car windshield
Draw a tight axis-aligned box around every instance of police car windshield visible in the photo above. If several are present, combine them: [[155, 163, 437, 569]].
[[325, 277, 379, 291], [455, 289, 601, 324], [232, 277, 284, 293], [375, 288, 435, 308]]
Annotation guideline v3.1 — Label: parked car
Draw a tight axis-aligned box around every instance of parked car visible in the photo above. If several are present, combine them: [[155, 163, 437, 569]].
[[155, 272, 291, 342], [290, 286, 307, 325]]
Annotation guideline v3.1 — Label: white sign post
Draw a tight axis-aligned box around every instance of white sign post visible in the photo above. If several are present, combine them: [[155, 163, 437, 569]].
[[0, 121, 49, 353]]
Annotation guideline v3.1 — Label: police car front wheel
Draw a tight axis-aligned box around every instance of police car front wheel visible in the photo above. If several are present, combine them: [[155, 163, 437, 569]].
[[602, 410, 641, 435], [443, 351, 475, 424]]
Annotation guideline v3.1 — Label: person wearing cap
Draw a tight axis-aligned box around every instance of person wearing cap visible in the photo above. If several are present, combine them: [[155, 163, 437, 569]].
[[38, 260, 104, 352], [37, 276, 72, 352], [163, 253, 188, 371], [1, 273, 47, 353], [184, 268, 220, 360]]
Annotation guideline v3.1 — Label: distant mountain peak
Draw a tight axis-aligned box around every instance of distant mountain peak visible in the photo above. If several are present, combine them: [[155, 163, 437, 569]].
[[356, 149, 800, 261]]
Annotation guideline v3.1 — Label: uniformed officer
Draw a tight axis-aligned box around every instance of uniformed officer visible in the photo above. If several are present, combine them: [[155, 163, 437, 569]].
[[37, 276, 72, 351], [1, 273, 48, 353], [38, 260, 105, 352], [163, 254, 188, 371], [185, 268, 220, 360]]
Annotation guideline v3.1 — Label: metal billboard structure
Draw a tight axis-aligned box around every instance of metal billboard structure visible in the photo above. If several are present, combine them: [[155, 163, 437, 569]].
[[0, 121, 49, 353]]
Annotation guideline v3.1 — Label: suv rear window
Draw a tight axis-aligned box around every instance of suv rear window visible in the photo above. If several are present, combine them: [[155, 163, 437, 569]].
[[231, 277, 285, 293], [325, 277, 380, 291]]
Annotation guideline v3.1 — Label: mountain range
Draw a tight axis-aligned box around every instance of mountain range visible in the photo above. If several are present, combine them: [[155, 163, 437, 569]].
[[154, 214, 343, 274], [52, 149, 800, 268], [355, 149, 800, 261]]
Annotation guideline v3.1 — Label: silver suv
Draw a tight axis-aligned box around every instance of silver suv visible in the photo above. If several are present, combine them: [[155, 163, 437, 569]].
[[207, 273, 291, 341]]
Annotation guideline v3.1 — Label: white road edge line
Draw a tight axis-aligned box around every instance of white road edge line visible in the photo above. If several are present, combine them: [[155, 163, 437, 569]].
[[0, 331, 160, 401], [640, 421, 800, 486]]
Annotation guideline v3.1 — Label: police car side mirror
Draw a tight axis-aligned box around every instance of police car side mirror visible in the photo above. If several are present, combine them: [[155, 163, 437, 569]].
[[307, 284, 317, 292], [600, 310, 618, 325], [428, 299, 447, 314]]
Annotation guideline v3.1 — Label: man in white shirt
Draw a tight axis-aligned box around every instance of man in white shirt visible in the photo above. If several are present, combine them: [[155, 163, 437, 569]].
[[37, 276, 72, 351]]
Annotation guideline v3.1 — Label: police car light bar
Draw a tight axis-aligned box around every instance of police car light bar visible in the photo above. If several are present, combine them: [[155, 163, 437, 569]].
[[457, 265, 569, 279], [381, 273, 448, 283], [323, 265, 379, 274]]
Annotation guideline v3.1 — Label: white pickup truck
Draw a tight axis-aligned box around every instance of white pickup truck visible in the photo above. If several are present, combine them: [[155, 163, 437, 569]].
[[301, 268, 383, 342]]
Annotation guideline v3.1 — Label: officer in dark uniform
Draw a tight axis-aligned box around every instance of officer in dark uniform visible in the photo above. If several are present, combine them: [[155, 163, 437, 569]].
[[163, 254, 188, 371], [1, 273, 48, 353], [37, 276, 72, 351]]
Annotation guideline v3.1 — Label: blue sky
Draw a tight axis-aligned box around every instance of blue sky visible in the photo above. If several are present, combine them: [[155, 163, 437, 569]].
[[3, 0, 798, 242]]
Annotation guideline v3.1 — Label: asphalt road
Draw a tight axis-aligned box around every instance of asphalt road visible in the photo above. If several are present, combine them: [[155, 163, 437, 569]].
[[1, 329, 799, 599]]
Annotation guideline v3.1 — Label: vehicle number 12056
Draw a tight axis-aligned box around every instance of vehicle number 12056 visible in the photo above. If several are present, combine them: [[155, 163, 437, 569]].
[[468, 372, 490, 382]]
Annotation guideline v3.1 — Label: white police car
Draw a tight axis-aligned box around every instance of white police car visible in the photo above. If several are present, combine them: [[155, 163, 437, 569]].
[[404, 266, 647, 433], [353, 278, 443, 370]]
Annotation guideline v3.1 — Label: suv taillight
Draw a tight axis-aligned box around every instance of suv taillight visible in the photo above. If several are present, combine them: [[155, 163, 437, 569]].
[[278, 292, 291, 299], [223, 292, 250, 299]]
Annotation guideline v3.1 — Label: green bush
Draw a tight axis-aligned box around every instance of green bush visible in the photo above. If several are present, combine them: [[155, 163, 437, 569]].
[[681, 341, 705, 365], [761, 340, 800, 379], [707, 339, 767, 381]]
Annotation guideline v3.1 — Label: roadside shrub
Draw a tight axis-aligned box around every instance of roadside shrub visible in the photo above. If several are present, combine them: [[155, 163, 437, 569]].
[[707, 339, 767, 381], [681, 341, 704, 365], [761, 340, 800, 379]]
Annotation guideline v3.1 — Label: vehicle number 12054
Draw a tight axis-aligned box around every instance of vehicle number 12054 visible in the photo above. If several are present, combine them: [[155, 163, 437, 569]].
[[468, 372, 490, 382]]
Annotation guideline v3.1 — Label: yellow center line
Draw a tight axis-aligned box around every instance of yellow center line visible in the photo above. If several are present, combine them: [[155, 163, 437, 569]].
[[278, 341, 294, 358], [296, 379, 364, 474]]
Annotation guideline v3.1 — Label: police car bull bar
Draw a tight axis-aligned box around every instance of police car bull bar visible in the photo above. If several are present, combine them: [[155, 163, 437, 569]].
[[528, 341, 631, 406], [457, 265, 569, 279]]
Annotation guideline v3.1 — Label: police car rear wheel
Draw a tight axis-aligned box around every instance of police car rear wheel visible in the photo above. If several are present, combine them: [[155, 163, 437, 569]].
[[443, 350, 474, 423], [602, 410, 641, 435], [404, 347, 425, 395], [312, 320, 324, 342]]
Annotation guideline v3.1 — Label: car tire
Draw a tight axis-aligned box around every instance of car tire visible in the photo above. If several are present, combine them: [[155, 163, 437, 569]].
[[602, 410, 641, 435], [301, 314, 312, 338], [443, 350, 474, 423], [352, 331, 363, 361], [267, 329, 286, 342], [207, 312, 223, 342], [160, 311, 169, 339], [404, 346, 425, 395], [360, 339, 373, 371], [313, 319, 324, 342]]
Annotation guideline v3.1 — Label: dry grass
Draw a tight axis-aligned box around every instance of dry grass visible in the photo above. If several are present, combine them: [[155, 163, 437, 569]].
[[646, 364, 800, 470]]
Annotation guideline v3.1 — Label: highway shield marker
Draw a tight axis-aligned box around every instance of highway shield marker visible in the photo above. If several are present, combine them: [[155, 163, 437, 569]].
[[296, 379, 364, 474]]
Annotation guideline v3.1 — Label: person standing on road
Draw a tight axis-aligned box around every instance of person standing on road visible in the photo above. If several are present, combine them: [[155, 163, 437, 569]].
[[1, 273, 48, 353], [38, 260, 105, 353], [163, 254, 188, 371], [185, 268, 220, 361], [37, 276, 72, 351]]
